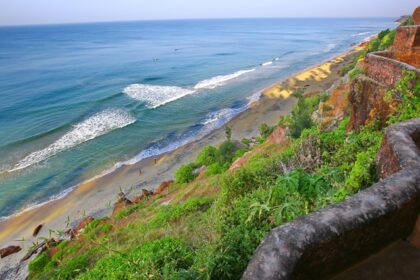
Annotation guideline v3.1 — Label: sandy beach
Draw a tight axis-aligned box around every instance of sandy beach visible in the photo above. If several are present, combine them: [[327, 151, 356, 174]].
[[0, 46, 361, 272]]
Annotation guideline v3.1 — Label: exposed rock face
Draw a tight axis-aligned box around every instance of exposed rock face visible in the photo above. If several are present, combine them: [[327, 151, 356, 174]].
[[0, 245, 21, 258], [68, 216, 94, 239], [412, 6, 420, 25], [347, 76, 397, 131], [229, 151, 253, 172], [155, 180, 173, 195], [242, 118, 420, 280], [267, 126, 288, 145], [313, 82, 350, 131]]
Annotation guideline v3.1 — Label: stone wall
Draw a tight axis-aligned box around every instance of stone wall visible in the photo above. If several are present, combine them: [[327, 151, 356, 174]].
[[242, 118, 420, 280], [392, 26, 420, 51], [364, 51, 419, 87]]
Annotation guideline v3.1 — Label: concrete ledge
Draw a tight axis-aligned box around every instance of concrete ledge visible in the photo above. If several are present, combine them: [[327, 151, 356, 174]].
[[242, 118, 420, 280]]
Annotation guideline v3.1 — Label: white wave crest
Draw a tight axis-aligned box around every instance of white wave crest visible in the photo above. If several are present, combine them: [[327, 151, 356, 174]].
[[194, 69, 255, 90], [324, 43, 337, 53], [9, 109, 135, 172], [123, 84, 195, 108], [352, 31, 370, 37], [261, 61, 273, 66]]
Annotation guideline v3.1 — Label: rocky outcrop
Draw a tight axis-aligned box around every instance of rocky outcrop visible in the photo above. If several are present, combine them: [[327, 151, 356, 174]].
[[267, 126, 288, 145], [155, 180, 173, 195], [0, 245, 21, 259], [347, 76, 397, 131], [229, 151, 253, 172], [68, 216, 94, 239], [242, 118, 420, 280], [313, 82, 350, 131]]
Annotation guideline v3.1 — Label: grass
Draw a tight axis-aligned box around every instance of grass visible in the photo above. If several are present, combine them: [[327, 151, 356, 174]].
[[27, 41, 418, 280]]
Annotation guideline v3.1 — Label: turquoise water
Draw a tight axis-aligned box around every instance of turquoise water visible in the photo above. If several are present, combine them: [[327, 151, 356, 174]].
[[0, 18, 395, 218]]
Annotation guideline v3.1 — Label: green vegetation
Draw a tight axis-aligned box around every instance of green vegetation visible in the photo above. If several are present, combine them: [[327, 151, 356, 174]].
[[339, 27, 396, 77], [28, 53, 418, 280], [175, 163, 199, 184], [281, 90, 322, 138]]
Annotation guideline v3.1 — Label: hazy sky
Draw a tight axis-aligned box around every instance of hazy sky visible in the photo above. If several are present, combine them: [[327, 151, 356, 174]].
[[0, 0, 417, 26]]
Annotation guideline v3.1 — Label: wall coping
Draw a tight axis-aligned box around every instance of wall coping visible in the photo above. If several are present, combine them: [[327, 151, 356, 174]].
[[367, 51, 420, 74], [242, 118, 420, 280]]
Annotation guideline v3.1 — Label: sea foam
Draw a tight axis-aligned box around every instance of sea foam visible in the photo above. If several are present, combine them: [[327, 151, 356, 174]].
[[261, 61, 273, 66], [123, 84, 196, 108], [193, 69, 255, 90], [9, 109, 135, 172], [324, 43, 337, 53]]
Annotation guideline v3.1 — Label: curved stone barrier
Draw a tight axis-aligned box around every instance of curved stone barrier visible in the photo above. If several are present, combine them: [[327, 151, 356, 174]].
[[365, 51, 419, 87], [242, 118, 420, 280]]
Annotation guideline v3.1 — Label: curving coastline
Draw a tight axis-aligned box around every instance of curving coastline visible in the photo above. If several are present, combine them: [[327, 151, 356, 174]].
[[0, 45, 362, 274]]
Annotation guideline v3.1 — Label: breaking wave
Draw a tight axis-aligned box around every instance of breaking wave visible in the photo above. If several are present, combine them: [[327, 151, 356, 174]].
[[352, 31, 371, 37], [8, 109, 135, 172], [193, 69, 255, 90], [261, 61, 273, 66], [123, 84, 196, 108], [324, 43, 337, 53]]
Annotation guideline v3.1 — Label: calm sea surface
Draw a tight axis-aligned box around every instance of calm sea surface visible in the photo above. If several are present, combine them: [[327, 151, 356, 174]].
[[0, 18, 395, 218]]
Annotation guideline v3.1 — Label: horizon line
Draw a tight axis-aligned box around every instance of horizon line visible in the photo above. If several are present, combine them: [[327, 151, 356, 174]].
[[0, 15, 401, 28]]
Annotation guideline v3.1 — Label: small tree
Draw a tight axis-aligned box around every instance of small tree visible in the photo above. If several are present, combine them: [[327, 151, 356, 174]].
[[224, 126, 232, 141]]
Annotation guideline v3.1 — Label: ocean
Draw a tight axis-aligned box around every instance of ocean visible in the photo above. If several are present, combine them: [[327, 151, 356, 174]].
[[0, 18, 395, 219]]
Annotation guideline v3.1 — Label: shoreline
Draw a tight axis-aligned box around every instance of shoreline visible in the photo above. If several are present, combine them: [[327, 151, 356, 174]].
[[0, 45, 362, 271]]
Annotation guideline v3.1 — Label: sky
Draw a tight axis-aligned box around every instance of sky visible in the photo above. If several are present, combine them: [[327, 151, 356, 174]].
[[0, 0, 417, 26]]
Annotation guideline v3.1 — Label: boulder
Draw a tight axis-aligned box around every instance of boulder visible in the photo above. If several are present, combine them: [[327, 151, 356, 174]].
[[0, 245, 21, 258], [32, 224, 43, 237]]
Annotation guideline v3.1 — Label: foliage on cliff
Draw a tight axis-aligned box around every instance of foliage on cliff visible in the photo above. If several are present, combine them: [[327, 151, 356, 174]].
[[27, 44, 418, 280]]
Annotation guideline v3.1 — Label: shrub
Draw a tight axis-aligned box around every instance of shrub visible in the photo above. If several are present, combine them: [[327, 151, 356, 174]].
[[386, 70, 420, 125], [205, 162, 227, 176], [289, 91, 320, 138], [225, 126, 232, 141], [175, 163, 198, 184], [217, 141, 238, 164], [196, 145, 218, 166], [378, 30, 396, 51], [258, 123, 274, 139]]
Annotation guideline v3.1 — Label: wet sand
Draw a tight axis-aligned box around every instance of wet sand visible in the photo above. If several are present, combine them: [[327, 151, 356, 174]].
[[0, 46, 361, 273]]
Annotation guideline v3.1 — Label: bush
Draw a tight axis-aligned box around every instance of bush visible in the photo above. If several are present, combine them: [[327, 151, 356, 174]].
[[196, 145, 218, 166], [386, 70, 420, 125], [288, 91, 320, 138], [217, 141, 238, 164], [258, 123, 274, 139], [175, 163, 198, 184], [205, 162, 227, 176]]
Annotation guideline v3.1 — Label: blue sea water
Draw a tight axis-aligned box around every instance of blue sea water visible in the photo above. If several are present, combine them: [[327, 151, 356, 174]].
[[0, 18, 395, 218]]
